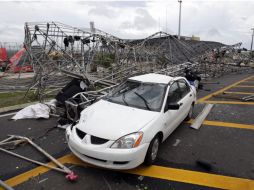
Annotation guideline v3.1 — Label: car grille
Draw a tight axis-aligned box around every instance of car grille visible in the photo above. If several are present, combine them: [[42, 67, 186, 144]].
[[84, 154, 107, 163], [113, 161, 129, 165], [76, 128, 86, 139], [84, 154, 129, 165], [91, 135, 109, 145]]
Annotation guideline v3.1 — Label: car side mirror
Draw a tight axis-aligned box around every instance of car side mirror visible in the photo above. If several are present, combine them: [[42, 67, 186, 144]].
[[168, 103, 180, 110]]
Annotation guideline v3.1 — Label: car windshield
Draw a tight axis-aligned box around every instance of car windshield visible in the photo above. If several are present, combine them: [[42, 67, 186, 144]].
[[103, 80, 167, 112]]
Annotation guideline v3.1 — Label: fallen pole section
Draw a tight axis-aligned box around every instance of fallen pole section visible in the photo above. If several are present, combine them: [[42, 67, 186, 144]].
[[190, 104, 214, 130], [0, 135, 78, 181]]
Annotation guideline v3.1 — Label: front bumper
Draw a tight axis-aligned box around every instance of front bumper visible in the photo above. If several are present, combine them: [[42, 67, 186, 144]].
[[66, 127, 149, 170]]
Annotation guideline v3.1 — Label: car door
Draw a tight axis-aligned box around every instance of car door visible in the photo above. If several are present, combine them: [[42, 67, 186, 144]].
[[177, 79, 193, 118], [161, 82, 183, 139]]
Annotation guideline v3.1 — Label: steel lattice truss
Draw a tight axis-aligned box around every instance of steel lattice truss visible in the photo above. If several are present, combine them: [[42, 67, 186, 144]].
[[24, 22, 139, 99], [25, 22, 134, 77], [23, 21, 250, 101]]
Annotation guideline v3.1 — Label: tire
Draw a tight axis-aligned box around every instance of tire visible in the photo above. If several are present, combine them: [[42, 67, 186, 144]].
[[144, 135, 160, 165], [185, 104, 194, 121]]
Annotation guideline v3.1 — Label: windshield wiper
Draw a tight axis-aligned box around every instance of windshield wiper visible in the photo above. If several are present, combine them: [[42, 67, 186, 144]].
[[134, 92, 151, 110], [122, 92, 129, 106]]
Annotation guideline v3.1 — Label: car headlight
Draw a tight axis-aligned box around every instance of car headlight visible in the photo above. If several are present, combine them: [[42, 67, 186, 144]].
[[111, 132, 143, 149]]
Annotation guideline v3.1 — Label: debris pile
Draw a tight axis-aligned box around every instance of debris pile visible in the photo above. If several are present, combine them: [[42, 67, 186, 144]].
[[0, 21, 252, 122]]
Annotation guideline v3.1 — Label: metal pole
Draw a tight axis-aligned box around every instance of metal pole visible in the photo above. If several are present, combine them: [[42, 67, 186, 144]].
[[178, 0, 182, 39], [166, 7, 168, 33], [159, 17, 161, 31], [0, 148, 67, 174], [250, 28, 254, 58], [0, 180, 14, 190]]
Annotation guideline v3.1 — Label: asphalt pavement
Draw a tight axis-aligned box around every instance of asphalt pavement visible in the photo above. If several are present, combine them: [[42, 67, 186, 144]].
[[0, 71, 254, 190]]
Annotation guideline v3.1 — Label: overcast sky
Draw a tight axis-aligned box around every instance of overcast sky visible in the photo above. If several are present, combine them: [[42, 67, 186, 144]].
[[0, 0, 253, 49]]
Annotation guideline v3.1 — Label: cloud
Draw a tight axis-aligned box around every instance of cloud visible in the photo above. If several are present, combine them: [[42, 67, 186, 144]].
[[106, 1, 147, 8], [88, 5, 117, 18], [134, 8, 157, 30], [0, 1, 254, 49], [117, 8, 158, 39], [120, 21, 132, 29], [78, 1, 147, 8], [207, 28, 221, 37], [120, 8, 157, 30], [241, 16, 247, 21]]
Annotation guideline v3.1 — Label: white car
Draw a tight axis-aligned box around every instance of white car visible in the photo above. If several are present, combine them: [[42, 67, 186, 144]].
[[66, 73, 196, 169]]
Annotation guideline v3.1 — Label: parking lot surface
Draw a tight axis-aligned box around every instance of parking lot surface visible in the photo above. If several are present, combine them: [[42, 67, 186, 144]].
[[0, 72, 254, 190]]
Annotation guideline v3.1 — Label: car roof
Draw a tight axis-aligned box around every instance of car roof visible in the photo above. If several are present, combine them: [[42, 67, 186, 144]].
[[129, 73, 174, 84]]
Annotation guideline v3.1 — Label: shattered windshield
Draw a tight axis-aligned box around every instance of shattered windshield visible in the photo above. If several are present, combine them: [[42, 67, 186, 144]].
[[104, 80, 167, 112]]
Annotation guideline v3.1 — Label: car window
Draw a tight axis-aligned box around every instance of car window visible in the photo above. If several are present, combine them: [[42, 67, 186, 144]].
[[167, 82, 182, 104], [177, 79, 190, 98], [104, 81, 167, 112]]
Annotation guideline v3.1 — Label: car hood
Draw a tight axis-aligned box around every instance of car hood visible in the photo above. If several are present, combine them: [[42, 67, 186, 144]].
[[76, 99, 159, 140]]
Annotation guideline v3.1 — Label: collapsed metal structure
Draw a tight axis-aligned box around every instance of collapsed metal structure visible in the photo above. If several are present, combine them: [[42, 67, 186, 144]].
[[21, 21, 253, 120], [23, 23, 221, 87]]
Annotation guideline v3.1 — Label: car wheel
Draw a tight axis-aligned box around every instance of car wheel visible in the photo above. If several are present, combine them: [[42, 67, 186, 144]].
[[185, 104, 194, 121], [144, 135, 160, 165]]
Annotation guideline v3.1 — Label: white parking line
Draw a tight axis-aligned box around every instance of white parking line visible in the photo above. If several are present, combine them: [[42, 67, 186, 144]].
[[0, 112, 17, 118], [172, 139, 181, 147]]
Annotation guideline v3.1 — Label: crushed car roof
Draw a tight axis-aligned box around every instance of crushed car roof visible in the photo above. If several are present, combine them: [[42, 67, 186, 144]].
[[129, 73, 174, 84]]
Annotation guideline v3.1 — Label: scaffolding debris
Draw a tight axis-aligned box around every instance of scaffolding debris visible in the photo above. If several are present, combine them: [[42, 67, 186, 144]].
[[0, 21, 252, 121], [0, 135, 78, 181]]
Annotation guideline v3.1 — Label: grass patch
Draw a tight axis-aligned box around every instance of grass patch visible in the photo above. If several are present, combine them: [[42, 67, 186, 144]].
[[0, 91, 38, 108]]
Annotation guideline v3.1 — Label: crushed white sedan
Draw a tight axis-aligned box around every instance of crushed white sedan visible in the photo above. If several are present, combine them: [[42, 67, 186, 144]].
[[66, 73, 196, 169]]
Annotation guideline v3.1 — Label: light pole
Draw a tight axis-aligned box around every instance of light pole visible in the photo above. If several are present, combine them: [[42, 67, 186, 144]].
[[178, 0, 182, 40], [250, 28, 254, 57], [166, 7, 168, 33]]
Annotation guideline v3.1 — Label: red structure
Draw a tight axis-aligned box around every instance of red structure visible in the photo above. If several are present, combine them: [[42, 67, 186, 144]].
[[0, 47, 33, 74], [9, 48, 33, 73], [0, 48, 8, 70]]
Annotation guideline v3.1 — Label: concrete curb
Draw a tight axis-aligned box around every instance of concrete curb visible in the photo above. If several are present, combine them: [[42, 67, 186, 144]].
[[0, 102, 39, 114]]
